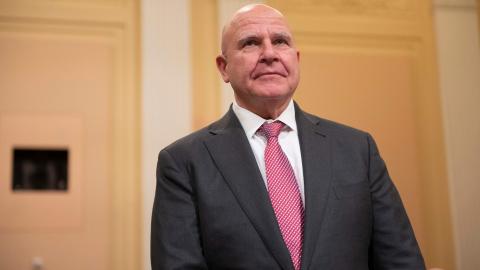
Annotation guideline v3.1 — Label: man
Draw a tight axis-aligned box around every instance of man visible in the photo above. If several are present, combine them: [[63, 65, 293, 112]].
[[151, 4, 425, 270]]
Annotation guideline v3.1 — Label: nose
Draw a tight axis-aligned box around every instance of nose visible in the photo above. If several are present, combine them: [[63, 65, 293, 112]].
[[259, 40, 278, 64]]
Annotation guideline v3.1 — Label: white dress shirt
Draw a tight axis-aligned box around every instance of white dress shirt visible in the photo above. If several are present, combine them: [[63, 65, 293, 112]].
[[232, 99, 305, 204]]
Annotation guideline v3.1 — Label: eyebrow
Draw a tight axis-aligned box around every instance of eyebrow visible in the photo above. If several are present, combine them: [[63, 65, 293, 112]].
[[236, 31, 293, 45], [237, 35, 260, 46], [271, 32, 292, 42]]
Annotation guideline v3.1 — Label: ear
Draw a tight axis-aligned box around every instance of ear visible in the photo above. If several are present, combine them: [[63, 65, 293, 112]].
[[216, 54, 230, 83]]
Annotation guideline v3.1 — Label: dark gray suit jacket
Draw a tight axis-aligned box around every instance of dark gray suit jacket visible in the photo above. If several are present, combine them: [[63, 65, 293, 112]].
[[151, 104, 425, 270]]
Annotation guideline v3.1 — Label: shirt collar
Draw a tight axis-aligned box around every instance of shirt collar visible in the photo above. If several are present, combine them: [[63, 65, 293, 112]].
[[232, 99, 297, 139]]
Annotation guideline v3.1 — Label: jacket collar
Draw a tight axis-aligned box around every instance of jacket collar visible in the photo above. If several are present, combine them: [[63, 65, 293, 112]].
[[206, 102, 332, 270]]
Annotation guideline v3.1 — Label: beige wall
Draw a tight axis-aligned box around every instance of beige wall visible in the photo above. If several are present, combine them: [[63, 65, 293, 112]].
[[434, 0, 480, 269], [0, 0, 141, 269]]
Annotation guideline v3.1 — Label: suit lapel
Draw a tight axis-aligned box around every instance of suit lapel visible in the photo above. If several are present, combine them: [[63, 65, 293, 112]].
[[203, 109, 294, 270], [295, 105, 333, 270]]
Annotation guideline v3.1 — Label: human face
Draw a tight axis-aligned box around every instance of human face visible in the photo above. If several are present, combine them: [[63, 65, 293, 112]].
[[217, 10, 300, 112]]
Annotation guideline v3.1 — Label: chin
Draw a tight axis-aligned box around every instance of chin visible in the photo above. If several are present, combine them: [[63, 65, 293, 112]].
[[253, 87, 293, 99]]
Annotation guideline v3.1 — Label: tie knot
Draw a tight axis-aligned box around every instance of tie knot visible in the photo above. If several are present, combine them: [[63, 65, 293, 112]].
[[258, 121, 285, 139]]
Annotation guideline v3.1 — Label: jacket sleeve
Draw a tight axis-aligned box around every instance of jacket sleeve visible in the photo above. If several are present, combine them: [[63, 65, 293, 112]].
[[151, 149, 208, 270], [367, 134, 426, 269]]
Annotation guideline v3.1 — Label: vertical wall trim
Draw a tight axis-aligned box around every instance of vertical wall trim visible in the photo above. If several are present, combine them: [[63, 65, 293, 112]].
[[112, 2, 143, 269], [191, 0, 221, 129], [141, 1, 192, 270], [434, 1, 480, 269]]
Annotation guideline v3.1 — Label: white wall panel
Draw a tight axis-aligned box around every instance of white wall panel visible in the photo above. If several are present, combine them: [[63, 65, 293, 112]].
[[434, 1, 480, 269], [141, 1, 191, 269]]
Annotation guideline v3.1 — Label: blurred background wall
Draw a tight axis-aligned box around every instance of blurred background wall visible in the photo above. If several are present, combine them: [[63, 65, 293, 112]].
[[1, 0, 479, 269], [0, 0, 141, 269]]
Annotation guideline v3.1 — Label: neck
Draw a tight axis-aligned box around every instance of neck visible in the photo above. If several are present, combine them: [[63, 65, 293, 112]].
[[235, 96, 291, 119]]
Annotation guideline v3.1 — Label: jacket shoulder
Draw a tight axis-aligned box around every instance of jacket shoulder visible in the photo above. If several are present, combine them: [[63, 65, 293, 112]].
[[302, 111, 369, 140]]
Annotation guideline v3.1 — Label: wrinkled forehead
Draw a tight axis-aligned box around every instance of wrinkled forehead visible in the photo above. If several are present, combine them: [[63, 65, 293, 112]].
[[223, 15, 293, 48], [221, 6, 293, 53], [230, 16, 292, 36]]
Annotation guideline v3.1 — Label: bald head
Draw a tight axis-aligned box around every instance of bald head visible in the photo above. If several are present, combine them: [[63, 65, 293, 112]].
[[215, 3, 300, 119], [221, 4, 288, 55]]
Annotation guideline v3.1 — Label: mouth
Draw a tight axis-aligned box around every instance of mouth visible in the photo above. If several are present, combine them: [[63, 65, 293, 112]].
[[253, 72, 286, 79]]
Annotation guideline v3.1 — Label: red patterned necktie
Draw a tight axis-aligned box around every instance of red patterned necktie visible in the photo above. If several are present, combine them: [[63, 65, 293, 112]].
[[258, 121, 304, 270]]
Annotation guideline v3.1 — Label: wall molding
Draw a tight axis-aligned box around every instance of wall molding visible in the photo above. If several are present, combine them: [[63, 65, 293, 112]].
[[434, 0, 477, 9], [0, 0, 141, 269]]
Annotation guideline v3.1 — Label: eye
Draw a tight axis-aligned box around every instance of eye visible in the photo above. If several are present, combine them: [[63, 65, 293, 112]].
[[273, 38, 289, 46], [242, 38, 259, 48]]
